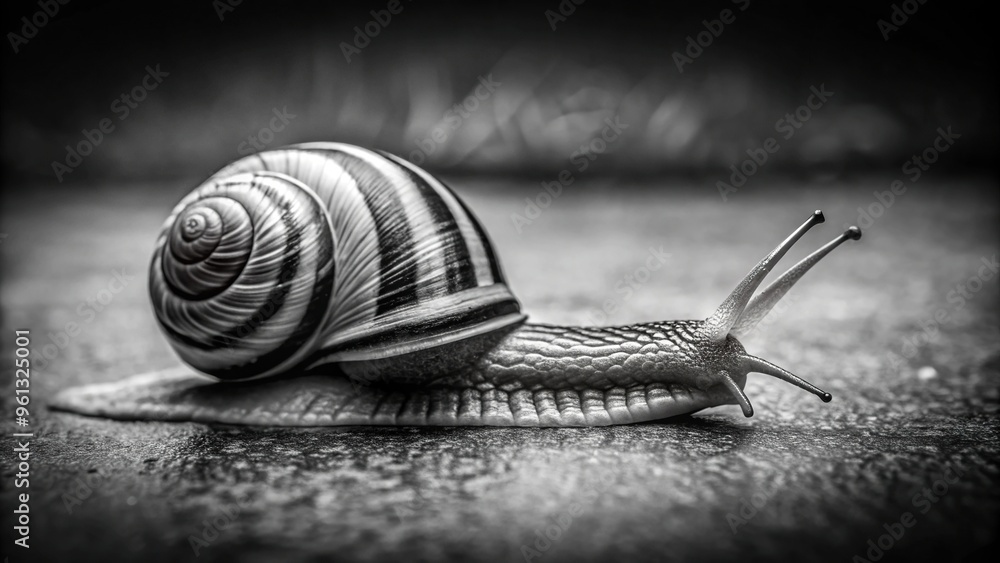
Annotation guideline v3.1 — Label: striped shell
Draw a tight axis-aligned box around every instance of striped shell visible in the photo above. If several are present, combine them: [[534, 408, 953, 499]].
[[150, 143, 525, 381]]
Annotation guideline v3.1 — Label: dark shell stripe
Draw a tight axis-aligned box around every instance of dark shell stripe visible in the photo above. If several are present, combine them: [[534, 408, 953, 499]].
[[306, 285, 526, 364], [287, 143, 519, 317], [151, 174, 335, 379], [381, 152, 497, 286], [451, 190, 506, 285], [317, 297, 522, 357], [391, 162, 478, 293], [229, 145, 461, 316], [267, 144, 500, 294], [290, 144, 505, 315], [312, 149, 422, 315], [378, 151, 482, 290], [327, 146, 458, 306], [298, 144, 481, 308]]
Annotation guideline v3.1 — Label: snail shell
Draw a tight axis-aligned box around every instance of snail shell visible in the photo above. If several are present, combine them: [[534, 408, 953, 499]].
[[150, 143, 525, 381]]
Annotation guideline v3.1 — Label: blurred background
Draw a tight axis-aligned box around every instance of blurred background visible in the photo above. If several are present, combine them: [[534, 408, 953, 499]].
[[1, 0, 996, 182], [1, 2, 997, 562]]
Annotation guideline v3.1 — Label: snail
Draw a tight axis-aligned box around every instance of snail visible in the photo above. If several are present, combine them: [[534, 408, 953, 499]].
[[51, 142, 862, 427]]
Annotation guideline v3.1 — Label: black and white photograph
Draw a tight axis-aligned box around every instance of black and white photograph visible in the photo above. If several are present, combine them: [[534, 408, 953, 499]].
[[1, 0, 997, 561]]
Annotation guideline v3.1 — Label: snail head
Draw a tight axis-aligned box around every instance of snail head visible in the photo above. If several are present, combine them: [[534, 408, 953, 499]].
[[688, 211, 862, 417]]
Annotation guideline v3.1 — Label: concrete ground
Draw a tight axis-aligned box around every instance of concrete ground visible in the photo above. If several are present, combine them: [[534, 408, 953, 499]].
[[1, 175, 997, 562]]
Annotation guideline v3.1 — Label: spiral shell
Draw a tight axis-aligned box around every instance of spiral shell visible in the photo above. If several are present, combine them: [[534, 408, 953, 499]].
[[151, 143, 525, 380]]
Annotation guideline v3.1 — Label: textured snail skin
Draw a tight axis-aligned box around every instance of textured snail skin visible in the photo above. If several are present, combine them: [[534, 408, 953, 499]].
[[51, 321, 747, 426]]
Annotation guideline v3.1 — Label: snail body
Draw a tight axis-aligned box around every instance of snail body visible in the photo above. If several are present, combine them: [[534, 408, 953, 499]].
[[51, 143, 862, 426]]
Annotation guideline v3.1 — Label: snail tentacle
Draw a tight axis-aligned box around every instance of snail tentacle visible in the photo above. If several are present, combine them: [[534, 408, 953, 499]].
[[730, 226, 862, 338], [704, 210, 825, 341]]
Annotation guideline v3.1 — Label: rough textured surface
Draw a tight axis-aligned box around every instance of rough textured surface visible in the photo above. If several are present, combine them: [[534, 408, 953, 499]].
[[1, 177, 998, 562]]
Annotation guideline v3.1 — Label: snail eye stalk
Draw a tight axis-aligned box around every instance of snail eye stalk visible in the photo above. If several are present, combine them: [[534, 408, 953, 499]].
[[705, 211, 825, 342], [730, 227, 862, 338]]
